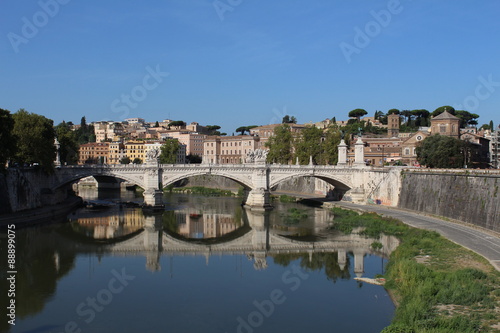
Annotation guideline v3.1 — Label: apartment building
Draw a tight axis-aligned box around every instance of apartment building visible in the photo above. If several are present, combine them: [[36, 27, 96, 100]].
[[203, 135, 260, 164], [78, 142, 110, 164]]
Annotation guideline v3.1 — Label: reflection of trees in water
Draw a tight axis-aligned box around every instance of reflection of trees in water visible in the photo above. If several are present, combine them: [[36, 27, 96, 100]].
[[272, 252, 351, 282], [0, 225, 76, 332]]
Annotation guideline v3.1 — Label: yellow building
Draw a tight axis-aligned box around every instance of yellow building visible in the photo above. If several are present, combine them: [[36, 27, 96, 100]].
[[125, 141, 146, 163]]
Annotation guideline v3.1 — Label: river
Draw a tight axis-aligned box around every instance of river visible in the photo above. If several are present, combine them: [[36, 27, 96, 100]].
[[0, 188, 397, 333]]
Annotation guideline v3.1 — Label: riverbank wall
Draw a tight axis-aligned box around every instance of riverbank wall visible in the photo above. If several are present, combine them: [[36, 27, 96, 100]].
[[398, 170, 500, 233], [0, 169, 70, 214]]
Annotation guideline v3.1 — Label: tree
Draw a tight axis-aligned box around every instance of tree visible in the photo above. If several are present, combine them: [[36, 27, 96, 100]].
[[416, 135, 464, 168], [348, 109, 367, 121], [12, 109, 56, 172], [206, 125, 223, 136], [168, 120, 186, 128], [186, 154, 202, 164], [387, 109, 400, 115], [411, 109, 430, 127], [132, 158, 142, 164], [400, 110, 413, 125], [235, 125, 258, 135], [294, 125, 323, 165], [319, 125, 342, 165], [455, 110, 479, 128], [55, 121, 79, 165], [160, 138, 180, 164], [265, 124, 293, 164], [154, 121, 160, 127], [75, 116, 95, 144], [374, 110, 385, 120], [282, 115, 297, 124], [120, 156, 131, 164], [0, 108, 16, 169], [431, 106, 456, 117]]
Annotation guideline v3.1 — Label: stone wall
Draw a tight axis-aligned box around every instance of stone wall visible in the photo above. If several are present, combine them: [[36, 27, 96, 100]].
[[398, 170, 500, 232], [1, 169, 70, 214], [363, 168, 402, 206]]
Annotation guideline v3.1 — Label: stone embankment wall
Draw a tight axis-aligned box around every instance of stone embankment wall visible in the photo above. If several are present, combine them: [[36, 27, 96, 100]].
[[0, 169, 69, 214], [364, 168, 402, 206], [398, 170, 500, 232]]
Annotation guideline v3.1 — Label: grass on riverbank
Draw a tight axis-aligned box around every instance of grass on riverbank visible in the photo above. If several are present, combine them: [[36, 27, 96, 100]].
[[331, 207, 500, 333], [168, 186, 238, 197]]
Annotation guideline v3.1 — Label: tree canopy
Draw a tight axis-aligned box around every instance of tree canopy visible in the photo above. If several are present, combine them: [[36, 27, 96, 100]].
[[416, 135, 464, 168], [432, 106, 456, 117], [235, 125, 258, 135], [168, 120, 186, 127], [282, 115, 297, 124], [55, 121, 79, 165], [294, 125, 323, 165], [12, 109, 56, 172], [348, 109, 367, 120], [0, 108, 16, 169], [265, 124, 293, 164], [160, 138, 180, 164]]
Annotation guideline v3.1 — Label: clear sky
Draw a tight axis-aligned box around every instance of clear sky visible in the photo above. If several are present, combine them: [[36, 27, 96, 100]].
[[1, 0, 500, 134]]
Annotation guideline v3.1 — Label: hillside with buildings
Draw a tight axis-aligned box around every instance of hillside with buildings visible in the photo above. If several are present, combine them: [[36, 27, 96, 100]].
[[74, 111, 499, 169]]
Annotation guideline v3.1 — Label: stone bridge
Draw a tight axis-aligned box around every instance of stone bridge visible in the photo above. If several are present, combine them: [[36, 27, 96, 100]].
[[47, 160, 402, 209]]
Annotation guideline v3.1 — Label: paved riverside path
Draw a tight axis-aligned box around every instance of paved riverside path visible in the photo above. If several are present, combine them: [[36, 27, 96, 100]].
[[334, 202, 500, 272]]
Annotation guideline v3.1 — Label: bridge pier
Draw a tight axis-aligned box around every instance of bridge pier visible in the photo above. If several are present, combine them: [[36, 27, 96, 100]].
[[143, 166, 164, 209], [244, 188, 272, 211], [143, 189, 164, 208]]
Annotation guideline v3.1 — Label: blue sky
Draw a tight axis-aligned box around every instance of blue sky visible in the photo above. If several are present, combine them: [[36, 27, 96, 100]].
[[1, 0, 500, 134]]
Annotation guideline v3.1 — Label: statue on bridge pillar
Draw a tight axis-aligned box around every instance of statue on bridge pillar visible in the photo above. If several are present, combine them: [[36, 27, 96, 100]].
[[54, 138, 61, 166], [245, 149, 268, 164], [354, 132, 366, 167], [145, 148, 161, 166], [337, 131, 348, 167]]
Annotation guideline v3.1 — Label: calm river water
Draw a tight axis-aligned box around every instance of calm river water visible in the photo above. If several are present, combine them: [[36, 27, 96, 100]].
[[1, 188, 397, 333]]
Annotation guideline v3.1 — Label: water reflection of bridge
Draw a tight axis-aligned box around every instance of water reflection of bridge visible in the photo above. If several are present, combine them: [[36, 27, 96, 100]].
[[67, 209, 399, 275]]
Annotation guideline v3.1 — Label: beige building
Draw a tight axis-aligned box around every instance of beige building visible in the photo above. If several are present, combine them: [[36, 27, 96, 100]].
[[78, 142, 110, 164], [109, 142, 126, 164], [93, 121, 126, 142], [347, 137, 403, 166], [160, 131, 206, 157], [430, 110, 460, 139], [401, 131, 429, 166], [203, 135, 260, 164], [387, 113, 400, 138]]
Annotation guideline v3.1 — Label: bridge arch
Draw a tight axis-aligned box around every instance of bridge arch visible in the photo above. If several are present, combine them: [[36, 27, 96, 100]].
[[162, 170, 253, 190], [270, 173, 353, 191], [51, 169, 146, 191]]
